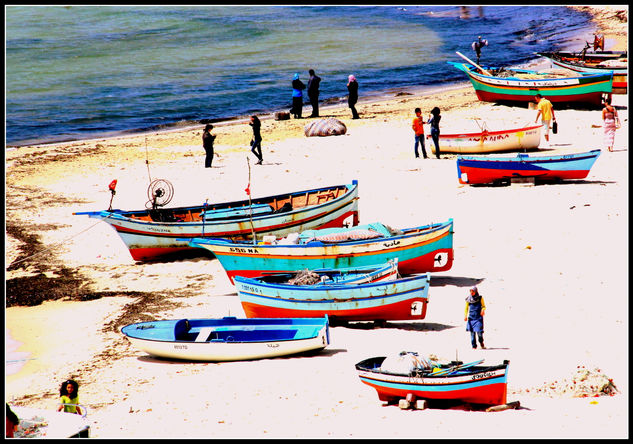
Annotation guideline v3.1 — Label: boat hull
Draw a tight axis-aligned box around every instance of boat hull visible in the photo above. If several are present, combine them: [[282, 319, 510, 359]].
[[236, 273, 430, 322], [75, 182, 360, 261], [188, 220, 454, 283], [450, 62, 613, 106], [427, 125, 541, 154], [538, 52, 627, 93], [122, 317, 330, 361], [456, 150, 601, 185], [356, 356, 509, 406]]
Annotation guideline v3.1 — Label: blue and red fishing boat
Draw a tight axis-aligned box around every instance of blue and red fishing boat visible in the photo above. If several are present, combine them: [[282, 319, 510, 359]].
[[356, 354, 510, 406], [456, 150, 601, 185], [235, 261, 430, 322], [186, 220, 454, 284]]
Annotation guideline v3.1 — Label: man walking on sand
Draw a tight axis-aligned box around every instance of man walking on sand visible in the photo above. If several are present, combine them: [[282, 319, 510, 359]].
[[534, 94, 556, 148]]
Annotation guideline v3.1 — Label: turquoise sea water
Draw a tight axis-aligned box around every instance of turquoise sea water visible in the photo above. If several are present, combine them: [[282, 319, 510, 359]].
[[5, 5, 597, 146]]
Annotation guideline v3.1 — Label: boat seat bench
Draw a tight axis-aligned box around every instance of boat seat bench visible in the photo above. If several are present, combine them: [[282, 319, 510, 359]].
[[202, 204, 274, 220], [191, 327, 302, 342]]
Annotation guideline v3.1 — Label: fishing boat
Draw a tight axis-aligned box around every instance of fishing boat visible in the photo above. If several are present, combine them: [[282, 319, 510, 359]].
[[121, 316, 330, 361], [186, 220, 454, 284], [235, 261, 430, 322], [456, 149, 601, 185], [449, 62, 613, 106], [74, 181, 359, 261], [355, 353, 510, 406], [536, 49, 626, 64], [427, 124, 541, 154], [537, 51, 627, 94]]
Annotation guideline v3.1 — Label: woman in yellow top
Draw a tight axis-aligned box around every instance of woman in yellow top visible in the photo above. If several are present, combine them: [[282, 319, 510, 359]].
[[57, 379, 82, 415], [534, 94, 556, 147]]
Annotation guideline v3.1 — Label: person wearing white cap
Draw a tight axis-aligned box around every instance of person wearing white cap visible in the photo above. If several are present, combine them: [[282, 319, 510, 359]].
[[464, 286, 486, 349]]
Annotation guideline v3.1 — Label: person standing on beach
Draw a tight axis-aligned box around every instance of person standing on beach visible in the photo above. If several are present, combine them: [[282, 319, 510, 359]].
[[57, 379, 82, 415], [465, 286, 485, 349], [202, 124, 216, 168], [249, 115, 263, 165], [534, 94, 556, 148], [471, 35, 488, 65], [291, 73, 306, 119], [602, 97, 620, 152], [427, 107, 442, 159], [307, 69, 321, 118], [347, 75, 359, 119], [412, 107, 428, 158]]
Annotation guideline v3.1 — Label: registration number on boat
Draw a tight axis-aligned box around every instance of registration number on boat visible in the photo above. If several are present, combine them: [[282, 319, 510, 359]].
[[472, 371, 494, 380], [228, 247, 260, 253]]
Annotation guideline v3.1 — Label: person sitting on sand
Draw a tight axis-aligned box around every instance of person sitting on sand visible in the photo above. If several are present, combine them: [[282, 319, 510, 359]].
[[57, 379, 82, 415]]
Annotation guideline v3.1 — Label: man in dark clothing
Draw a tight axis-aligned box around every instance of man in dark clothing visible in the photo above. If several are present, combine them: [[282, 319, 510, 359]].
[[202, 124, 216, 168], [471, 35, 488, 65], [307, 69, 321, 118], [249, 115, 263, 165]]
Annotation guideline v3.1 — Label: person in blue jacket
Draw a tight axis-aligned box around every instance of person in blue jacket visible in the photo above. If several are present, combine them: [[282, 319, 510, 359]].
[[465, 286, 486, 349], [291, 73, 306, 119]]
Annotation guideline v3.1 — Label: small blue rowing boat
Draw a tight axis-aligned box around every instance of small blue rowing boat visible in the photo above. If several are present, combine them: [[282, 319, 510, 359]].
[[121, 316, 330, 361]]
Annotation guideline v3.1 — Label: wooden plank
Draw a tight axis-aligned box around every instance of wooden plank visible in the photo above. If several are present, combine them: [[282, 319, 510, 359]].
[[486, 401, 521, 412]]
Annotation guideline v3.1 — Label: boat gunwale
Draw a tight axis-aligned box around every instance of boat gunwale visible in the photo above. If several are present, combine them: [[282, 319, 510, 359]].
[[79, 181, 358, 220], [432, 124, 542, 139], [188, 219, 454, 250]]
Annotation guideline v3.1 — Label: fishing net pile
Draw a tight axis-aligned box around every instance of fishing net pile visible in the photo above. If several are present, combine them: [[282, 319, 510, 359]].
[[490, 67, 577, 79], [304, 118, 347, 137], [380, 351, 440, 375], [522, 365, 619, 398], [287, 269, 322, 285]]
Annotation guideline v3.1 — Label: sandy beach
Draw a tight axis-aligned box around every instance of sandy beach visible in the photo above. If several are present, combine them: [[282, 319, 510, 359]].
[[5, 7, 628, 439]]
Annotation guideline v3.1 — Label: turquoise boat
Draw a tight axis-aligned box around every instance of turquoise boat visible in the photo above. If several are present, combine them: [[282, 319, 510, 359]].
[[186, 220, 454, 284], [449, 62, 612, 106], [235, 259, 431, 322]]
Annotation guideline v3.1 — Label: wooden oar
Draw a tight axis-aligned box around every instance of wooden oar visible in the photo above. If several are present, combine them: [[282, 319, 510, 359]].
[[432, 358, 485, 376], [456, 51, 493, 76]]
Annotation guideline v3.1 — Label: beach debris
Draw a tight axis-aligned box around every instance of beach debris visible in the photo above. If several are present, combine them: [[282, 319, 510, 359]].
[[486, 400, 520, 412], [275, 111, 290, 121], [523, 365, 619, 398], [304, 118, 347, 137]]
